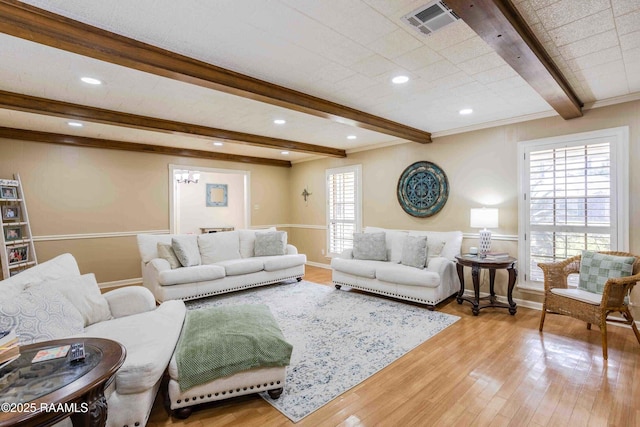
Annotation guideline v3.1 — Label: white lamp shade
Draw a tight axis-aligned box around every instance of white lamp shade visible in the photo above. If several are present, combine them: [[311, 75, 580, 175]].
[[470, 208, 499, 229]]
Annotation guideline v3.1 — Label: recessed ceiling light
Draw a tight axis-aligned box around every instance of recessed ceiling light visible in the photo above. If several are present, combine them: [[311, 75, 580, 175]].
[[213, 142, 224, 146], [459, 108, 473, 115], [347, 135, 357, 140], [67, 122, 83, 127], [80, 77, 102, 85], [281, 151, 290, 155], [392, 75, 409, 84], [274, 119, 286, 125]]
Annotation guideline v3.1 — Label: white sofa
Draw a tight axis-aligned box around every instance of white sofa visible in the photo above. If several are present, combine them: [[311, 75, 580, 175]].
[[331, 227, 463, 309], [0, 253, 185, 427], [137, 229, 306, 302]]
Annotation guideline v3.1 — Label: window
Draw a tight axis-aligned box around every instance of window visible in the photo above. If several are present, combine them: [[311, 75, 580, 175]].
[[326, 165, 362, 257], [518, 127, 629, 289]]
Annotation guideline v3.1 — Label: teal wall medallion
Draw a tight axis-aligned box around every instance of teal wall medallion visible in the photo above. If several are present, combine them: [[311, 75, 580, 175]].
[[397, 161, 449, 217]]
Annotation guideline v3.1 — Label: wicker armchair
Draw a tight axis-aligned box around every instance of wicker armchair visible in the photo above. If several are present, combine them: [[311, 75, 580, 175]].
[[538, 251, 640, 360]]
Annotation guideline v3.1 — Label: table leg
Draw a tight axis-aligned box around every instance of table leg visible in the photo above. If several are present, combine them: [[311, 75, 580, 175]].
[[456, 262, 465, 304], [471, 264, 480, 316], [507, 266, 518, 315], [70, 387, 108, 427]]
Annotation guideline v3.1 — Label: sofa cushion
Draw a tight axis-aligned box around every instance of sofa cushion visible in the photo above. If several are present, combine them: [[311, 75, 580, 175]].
[[238, 228, 276, 258], [551, 288, 602, 305], [578, 251, 635, 294], [401, 235, 428, 269], [158, 265, 225, 286], [365, 227, 407, 263], [331, 258, 381, 279], [0, 283, 85, 345], [215, 258, 264, 276], [255, 231, 287, 256], [82, 299, 186, 395], [172, 236, 201, 267], [158, 243, 181, 269], [39, 273, 112, 327], [376, 264, 441, 288], [258, 254, 307, 272], [0, 253, 81, 298], [198, 231, 241, 264], [353, 232, 387, 261]]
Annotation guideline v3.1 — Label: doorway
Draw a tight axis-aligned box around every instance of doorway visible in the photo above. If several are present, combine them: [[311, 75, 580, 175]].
[[169, 165, 250, 234]]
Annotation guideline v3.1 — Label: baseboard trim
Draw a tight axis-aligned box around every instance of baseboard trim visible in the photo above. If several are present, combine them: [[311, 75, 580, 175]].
[[99, 277, 142, 290], [306, 261, 331, 270]]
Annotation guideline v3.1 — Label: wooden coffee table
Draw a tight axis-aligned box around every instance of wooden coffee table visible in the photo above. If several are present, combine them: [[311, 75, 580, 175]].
[[0, 337, 125, 427]]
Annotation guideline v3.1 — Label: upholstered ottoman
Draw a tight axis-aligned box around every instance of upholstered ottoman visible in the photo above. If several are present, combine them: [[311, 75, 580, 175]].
[[167, 304, 292, 418]]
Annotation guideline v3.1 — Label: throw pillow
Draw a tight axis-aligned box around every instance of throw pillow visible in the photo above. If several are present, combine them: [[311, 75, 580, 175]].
[[427, 240, 446, 264], [198, 231, 241, 264], [401, 235, 428, 269], [352, 232, 387, 261], [157, 242, 181, 269], [578, 250, 635, 294], [0, 284, 84, 345], [254, 231, 287, 256], [172, 235, 201, 267], [238, 227, 276, 258], [36, 273, 112, 327]]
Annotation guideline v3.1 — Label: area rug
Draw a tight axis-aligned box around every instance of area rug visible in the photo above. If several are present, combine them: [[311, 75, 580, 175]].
[[186, 281, 459, 422]]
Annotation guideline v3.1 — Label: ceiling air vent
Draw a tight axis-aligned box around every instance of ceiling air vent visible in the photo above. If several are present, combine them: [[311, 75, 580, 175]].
[[402, 1, 460, 37]]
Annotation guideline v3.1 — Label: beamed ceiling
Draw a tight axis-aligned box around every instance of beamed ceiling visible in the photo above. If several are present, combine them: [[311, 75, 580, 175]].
[[0, 0, 639, 167]]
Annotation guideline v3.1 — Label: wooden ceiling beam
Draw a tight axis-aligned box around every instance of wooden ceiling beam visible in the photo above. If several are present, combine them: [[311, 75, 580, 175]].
[[0, 90, 346, 158], [0, 0, 432, 144], [447, 0, 583, 119], [0, 127, 292, 167]]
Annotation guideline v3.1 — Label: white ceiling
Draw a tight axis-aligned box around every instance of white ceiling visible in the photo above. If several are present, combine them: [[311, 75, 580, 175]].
[[1, 0, 639, 163]]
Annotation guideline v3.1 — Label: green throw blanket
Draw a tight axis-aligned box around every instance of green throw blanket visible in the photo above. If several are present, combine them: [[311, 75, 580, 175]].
[[175, 304, 293, 391]]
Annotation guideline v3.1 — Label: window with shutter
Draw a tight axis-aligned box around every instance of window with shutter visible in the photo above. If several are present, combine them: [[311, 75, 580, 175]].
[[518, 127, 629, 289], [326, 165, 362, 257]]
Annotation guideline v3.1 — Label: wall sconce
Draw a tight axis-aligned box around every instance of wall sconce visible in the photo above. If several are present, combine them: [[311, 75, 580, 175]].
[[175, 170, 200, 184], [470, 207, 499, 256]]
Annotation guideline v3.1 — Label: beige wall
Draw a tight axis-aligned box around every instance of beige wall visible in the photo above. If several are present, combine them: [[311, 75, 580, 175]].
[[1, 100, 638, 309], [0, 139, 291, 283], [288, 100, 640, 310]]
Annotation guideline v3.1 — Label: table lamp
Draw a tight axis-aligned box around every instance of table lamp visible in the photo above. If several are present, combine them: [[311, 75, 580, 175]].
[[470, 207, 499, 256]]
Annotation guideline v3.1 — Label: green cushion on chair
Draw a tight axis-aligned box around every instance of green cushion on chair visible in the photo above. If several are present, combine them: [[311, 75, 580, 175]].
[[578, 251, 635, 294]]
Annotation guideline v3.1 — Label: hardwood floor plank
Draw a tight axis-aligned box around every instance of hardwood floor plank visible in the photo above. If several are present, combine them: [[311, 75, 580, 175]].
[[148, 266, 640, 426]]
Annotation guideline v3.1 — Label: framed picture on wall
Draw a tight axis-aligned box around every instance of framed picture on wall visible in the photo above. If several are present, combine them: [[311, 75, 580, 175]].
[[4, 226, 21, 242], [2, 205, 20, 221], [7, 244, 28, 265], [0, 186, 17, 200], [206, 184, 228, 207]]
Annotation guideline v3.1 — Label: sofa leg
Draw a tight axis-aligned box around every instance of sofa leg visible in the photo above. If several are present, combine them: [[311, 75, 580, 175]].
[[173, 407, 193, 419], [426, 304, 435, 311], [268, 387, 284, 399], [335, 284, 342, 290], [296, 277, 303, 282]]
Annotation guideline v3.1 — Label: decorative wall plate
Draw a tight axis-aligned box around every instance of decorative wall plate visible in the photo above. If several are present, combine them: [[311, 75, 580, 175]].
[[397, 161, 449, 217]]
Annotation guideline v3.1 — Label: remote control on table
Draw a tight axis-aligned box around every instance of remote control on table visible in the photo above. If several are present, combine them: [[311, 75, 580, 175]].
[[69, 342, 85, 363]]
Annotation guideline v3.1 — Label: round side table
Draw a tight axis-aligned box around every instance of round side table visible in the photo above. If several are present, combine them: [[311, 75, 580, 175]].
[[455, 255, 518, 316], [0, 337, 125, 427]]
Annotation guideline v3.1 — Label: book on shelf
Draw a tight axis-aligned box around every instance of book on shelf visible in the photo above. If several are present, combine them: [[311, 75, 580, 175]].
[[0, 341, 20, 365]]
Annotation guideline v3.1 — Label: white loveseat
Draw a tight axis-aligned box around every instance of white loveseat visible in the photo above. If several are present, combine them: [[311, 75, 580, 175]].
[[137, 229, 306, 302], [331, 227, 463, 309], [0, 253, 185, 427]]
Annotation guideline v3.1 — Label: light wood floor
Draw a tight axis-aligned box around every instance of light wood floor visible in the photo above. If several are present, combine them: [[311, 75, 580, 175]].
[[148, 266, 640, 427]]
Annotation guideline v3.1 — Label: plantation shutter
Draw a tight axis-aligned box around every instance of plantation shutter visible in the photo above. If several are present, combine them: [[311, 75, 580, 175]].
[[327, 168, 358, 256], [526, 141, 614, 283]]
